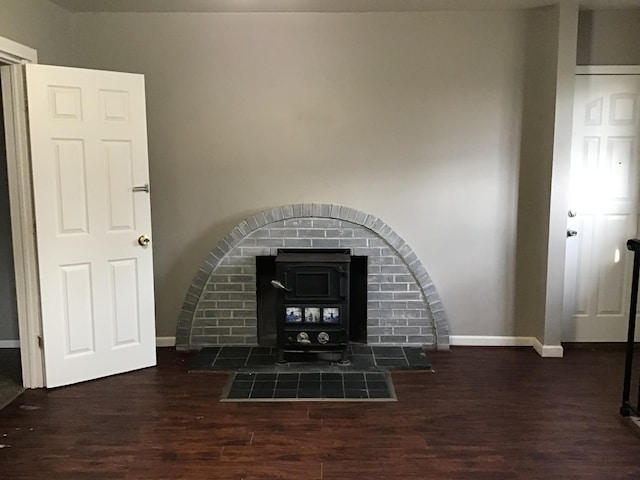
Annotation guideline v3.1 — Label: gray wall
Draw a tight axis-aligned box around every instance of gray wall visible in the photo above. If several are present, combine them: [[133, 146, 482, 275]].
[[71, 11, 527, 338], [514, 6, 560, 339], [6, 3, 636, 343], [0, 0, 74, 65], [577, 9, 640, 65]]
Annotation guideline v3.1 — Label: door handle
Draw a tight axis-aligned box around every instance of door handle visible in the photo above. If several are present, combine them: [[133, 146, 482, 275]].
[[567, 230, 578, 238], [138, 235, 151, 246], [133, 183, 150, 193], [270, 280, 291, 292]]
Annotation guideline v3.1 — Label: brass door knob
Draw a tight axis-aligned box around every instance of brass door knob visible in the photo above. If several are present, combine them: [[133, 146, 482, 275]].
[[138, 235, 151, 246]]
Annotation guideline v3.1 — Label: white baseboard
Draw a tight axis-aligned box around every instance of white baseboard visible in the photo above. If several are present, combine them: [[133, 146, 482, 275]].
[[449, 335, 535, 347], [156, 336, 176, 347], [1, 335, 567, 356], [449, 335, 564, 358], [2, 338, 178, 348], [532, 337, 564, 358]]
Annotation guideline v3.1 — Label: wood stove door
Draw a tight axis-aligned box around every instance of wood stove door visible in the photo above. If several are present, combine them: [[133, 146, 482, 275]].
[[275, 262, 350, 349], [280, 264, 345, 303]]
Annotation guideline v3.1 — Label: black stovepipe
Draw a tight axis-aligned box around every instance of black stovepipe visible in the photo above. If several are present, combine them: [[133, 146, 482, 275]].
[[621, 239, 640, 417]]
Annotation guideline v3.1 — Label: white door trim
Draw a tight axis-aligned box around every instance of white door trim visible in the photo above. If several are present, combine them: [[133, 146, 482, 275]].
[[576, 66, 640, 75], [0, 35, 37, 65], [0, 35, 43, 388]]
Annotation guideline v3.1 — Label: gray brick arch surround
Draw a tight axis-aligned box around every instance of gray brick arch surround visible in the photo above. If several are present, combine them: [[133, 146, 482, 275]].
[[175, 204, 450, 350]]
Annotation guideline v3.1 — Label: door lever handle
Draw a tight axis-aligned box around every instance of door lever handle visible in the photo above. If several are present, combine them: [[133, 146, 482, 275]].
[[271, 280, 291, 292], [133, 183, 150, 193], [567, 229, 578, 238]]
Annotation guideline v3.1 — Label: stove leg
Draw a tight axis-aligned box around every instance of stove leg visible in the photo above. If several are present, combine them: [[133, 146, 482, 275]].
[[276, 348, 287, 365], [338, 348, 350, 366]]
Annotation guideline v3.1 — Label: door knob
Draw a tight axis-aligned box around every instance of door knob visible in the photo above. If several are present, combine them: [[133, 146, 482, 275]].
[[567, 230, 578, 238], [138, 235, 151, 246]]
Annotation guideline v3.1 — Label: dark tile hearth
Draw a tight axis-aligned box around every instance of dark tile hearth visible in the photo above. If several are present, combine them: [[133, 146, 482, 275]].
[[221, 371, 396, 402], [189, 345, 431, 373]]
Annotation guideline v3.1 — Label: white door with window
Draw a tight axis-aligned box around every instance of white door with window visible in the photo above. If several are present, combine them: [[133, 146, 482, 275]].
[[563, 72, 640, 342], [24, 64, 156, 387]]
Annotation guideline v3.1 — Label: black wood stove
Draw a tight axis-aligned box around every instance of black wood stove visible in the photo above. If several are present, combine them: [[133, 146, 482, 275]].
[[272, 249, 350, 364]]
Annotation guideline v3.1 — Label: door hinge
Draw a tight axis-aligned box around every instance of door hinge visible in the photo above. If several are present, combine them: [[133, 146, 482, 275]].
[[37, 335, 43, 349], [24, 98, 29, 113]]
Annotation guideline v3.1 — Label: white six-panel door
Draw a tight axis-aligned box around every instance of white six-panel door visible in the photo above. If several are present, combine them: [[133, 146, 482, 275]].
[[25, 65, 156, 387], [563, 74, 640, 342]]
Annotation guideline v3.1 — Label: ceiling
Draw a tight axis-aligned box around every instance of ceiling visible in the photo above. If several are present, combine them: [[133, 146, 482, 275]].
[[47, 0, 640, 13]]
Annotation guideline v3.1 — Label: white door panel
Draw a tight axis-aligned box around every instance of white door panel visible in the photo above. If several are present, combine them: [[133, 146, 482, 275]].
[[25, 64, 156, 387], [564, 74, 640, 342]]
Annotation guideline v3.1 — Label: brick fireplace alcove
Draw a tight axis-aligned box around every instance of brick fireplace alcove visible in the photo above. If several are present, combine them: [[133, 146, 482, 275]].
[[175, 204, 449, 350]]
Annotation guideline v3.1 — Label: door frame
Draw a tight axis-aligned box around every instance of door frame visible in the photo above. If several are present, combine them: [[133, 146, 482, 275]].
[[0, 35, 44, 388], [562, 64, 640, 342]]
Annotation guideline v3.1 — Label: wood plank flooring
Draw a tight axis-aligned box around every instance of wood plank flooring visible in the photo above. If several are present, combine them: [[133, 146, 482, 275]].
[[0, 349, 23, 410], [0, 346, 639, 479]]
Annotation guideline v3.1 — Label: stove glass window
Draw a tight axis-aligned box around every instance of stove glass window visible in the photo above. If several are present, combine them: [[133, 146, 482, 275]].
[[295, 272, 330, 296]]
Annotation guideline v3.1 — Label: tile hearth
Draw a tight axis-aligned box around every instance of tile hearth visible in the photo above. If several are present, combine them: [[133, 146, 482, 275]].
[[221, 371, 397, 402], [189, 345, 432, 373]]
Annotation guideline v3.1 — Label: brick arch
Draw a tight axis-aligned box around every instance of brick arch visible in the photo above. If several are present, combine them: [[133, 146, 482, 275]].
[[176, 204, 449, 350]]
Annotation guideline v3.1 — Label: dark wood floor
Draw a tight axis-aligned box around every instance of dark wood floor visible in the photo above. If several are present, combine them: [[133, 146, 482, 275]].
[[1, 346, 639, 479], [0, 349, 23, 410]]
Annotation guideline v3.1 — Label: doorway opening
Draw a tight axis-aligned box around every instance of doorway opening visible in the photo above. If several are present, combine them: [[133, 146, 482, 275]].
[[1, 34, 41, 388], [0, 78, 24, 407]]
